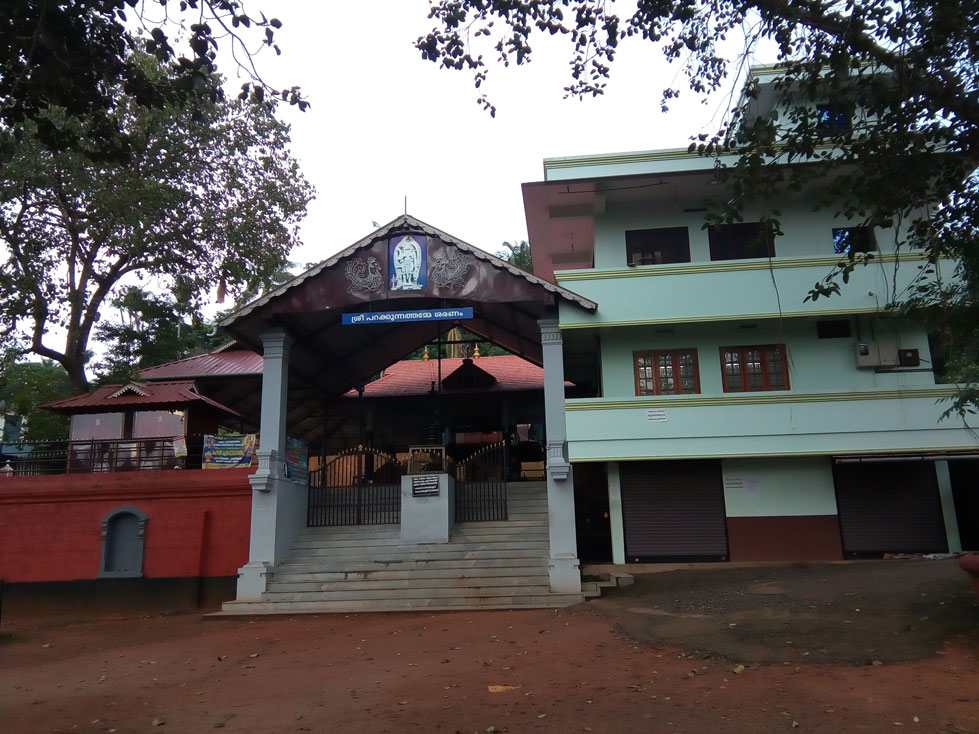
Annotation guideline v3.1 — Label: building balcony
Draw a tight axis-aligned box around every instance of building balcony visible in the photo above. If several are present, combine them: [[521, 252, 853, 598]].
[[0, 436, 210, 476], [565, 387, 977, 462], [555, 254, 954, 329]]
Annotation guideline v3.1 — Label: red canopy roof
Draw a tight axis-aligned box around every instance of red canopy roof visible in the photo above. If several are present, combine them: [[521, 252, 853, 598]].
[[350, 355, 559, 398], [44, 380, 241, 416], [139, 350, 262, 381]]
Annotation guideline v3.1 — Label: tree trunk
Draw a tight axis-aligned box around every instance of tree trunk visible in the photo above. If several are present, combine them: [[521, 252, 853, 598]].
[[63, 356, 90, 395]]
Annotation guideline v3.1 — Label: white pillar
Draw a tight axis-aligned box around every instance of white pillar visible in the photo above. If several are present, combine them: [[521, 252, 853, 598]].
[[237, 328, 306, 601], [539, 317, 581, 594], [607, 462, 626, 564], [935, 460, 962, 553], [258, 329, 291, 460]]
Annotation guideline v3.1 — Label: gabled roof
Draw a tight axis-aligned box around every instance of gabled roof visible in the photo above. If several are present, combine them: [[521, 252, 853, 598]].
[[221, 214, 596, 326], [109, 382, 151, 398], [44, 380, 241, 416], [139, 350, 263, 381], [348, 355, 564, 398], [205, 215, 596, 440], [440, 358, 497, 390]]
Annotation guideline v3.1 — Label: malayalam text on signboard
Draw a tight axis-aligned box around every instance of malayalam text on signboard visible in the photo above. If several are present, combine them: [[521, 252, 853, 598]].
[[342, 307, 473, 326], [411, 475, 441, 497], [202, 434, 257, 469]]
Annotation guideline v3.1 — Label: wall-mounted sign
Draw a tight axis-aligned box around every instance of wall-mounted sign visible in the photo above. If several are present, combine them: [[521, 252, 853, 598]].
[[285, 436, 308, 484], [202, 433, 257, 469], [172, 436, 188, 458], [342, 307, 473, 325], [411, 474, 441, 497], [646, 408, 668, 422]]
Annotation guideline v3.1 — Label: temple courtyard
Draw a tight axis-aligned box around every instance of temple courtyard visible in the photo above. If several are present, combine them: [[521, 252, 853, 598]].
[[2, 558, 977, 733]]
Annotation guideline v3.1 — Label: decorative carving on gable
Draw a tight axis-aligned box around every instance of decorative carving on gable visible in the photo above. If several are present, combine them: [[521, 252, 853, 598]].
[[431, 251, 473, 289], [344, 256, 383, 293], [109, 383, 151, 399]]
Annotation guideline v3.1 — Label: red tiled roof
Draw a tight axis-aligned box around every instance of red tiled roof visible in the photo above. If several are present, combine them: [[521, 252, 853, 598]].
[[44, 380, 241, 415], [139, 350, 263, 380], [350, 356, 557, 398], [135, 351, 556, 399]]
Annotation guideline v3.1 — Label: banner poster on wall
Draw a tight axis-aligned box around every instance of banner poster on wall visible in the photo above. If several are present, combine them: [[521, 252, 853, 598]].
[[172, 436, 188, 458], [389, 234, 427, 291], [202, 433, 257, 469], [285, 436, 309, 484]]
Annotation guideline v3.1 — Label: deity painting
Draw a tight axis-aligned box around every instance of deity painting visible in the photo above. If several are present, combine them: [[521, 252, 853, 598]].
[[389, 234, 427, 291]]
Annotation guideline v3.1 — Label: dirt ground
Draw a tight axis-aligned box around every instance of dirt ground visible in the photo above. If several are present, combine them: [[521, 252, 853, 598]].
[[2, 558, 977, 734]]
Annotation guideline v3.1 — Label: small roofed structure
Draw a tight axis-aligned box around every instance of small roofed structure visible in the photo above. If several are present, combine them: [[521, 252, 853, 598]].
[[43, 380, 243, 472]]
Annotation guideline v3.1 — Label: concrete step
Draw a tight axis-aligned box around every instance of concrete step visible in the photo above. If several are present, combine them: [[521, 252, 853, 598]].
[[225, 481, 574, 616], [293, 528, 548, 545], [284, 541, 550, 557], [272, 564, 550, 583], [290, 536, 414, 549], [267, 574, 551, 593], [450, 532, 548, 545], [278, 552, 550, 570], [283, 549, 550, 563], [293, 526, 400, 541], [262, 584, 557, 602], [275, 557, 551, 575], [454, 519, 545, 529], [448, 532, 549, 543], [280, 555, 549, 569], [218, 593, 585, 615], [297, 520, 546, 537]]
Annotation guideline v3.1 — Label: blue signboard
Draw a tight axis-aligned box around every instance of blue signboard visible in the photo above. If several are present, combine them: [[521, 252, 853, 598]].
[[342, 307, 473, 325]]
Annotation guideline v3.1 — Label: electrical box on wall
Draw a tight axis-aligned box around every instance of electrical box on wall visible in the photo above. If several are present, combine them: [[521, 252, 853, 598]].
[[855, 340, 899, 368], [898, 348, 921, 367]]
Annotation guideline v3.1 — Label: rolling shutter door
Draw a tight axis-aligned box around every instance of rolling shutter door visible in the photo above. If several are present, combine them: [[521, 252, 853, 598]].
[[834, 461, 947, 555], [620, 460, 728, 562]]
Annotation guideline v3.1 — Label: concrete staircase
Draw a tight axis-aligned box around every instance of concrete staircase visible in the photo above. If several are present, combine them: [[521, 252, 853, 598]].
[[220, 482, 589, 614]]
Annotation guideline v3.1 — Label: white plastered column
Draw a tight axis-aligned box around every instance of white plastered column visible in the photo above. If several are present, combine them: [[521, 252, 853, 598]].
[[935, 460, 962, 553], [539, 318, 581, 594], [607, 462, 626, 564], [237, 328, 308, 601]]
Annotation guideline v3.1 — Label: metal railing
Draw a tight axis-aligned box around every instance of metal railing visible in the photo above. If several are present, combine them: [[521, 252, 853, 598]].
[[406, 445, 456, 476], [455, 442, 509, 522], [0, 436, 208, 476], [308, 447, 406, 526]]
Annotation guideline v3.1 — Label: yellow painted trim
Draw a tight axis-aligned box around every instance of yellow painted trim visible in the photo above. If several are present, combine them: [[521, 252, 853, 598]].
[[544, 147, 698, 170], [543, 140, 848, 173], [555, 252, 927, 282], [559, 306, 889, 329], [568, 446, 979, 463], [566, 387, 958, 411]]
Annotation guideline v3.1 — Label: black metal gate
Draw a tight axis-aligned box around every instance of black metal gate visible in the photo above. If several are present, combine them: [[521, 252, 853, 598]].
[[308, 447, 405, 526], [455, 442, 509, 522]]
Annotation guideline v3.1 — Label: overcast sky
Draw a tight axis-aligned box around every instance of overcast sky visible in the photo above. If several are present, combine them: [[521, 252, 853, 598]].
[[233, 1, 754, 267]]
